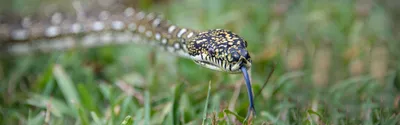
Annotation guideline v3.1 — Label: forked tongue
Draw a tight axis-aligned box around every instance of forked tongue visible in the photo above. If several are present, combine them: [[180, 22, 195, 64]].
[[241, 66, 256, 118]]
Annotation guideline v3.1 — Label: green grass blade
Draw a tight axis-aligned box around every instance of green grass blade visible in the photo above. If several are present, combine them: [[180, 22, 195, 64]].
[[202, 81, 212, 125], [224, 109, 245, 123], [27, 111, 45, 125], [144, 91, 150, 125], [307, 109, 322, 121], [133, 108, 144, 125], [90, 111, 103, 125], [77, 105, 90, 125], [121, 116, 133, 125], [26, 94, 72, 117], [172, 82, 185, 125], [53, 65, 80, 105], [77, 84, 99, 114], [260, 111, 279, 124]]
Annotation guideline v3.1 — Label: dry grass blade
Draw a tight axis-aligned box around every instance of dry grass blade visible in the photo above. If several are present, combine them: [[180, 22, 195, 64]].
[[255, 63, 276, 99]]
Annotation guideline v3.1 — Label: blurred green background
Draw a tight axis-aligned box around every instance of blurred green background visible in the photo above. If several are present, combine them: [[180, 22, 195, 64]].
[[0, 0, 399, 124]]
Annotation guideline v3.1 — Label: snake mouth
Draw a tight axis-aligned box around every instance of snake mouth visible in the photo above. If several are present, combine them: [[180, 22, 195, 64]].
[[192, 56, 251, 73], [198, 59, 242, 73], [194, 60, 222, 71]]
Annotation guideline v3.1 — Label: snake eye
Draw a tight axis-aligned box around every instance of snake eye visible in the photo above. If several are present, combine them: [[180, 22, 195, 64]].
[[229, 52, 240, 62]]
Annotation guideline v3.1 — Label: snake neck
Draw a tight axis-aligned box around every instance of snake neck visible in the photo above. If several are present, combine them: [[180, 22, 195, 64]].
[[0, 7, 198, 58]]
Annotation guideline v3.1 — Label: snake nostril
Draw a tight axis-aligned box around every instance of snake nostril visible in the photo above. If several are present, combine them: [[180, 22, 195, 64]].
[[240, 49, 250, 59]]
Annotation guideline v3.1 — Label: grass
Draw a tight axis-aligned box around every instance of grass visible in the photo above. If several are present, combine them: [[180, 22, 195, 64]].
[[0, 0, 399, 124]]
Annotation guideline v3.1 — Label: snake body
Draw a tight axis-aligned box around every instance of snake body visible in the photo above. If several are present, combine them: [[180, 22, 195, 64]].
[[0, 6, 255, 116]]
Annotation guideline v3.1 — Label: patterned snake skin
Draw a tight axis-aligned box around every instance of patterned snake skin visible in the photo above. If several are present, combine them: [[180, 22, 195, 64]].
[[0, 4, 255, 116]]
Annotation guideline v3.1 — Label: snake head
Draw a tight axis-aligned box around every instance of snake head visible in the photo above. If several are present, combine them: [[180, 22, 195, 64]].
[[186, 29, 251, 73]]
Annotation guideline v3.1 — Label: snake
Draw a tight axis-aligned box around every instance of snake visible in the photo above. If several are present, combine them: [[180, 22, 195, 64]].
[[0, 5, 255, 117]]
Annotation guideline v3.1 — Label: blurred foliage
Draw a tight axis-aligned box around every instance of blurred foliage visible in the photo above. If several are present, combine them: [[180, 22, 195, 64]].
[[0, 0, 399, 124]]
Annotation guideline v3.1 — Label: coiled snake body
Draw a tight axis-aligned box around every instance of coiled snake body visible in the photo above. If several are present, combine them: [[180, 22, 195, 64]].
[[0, 6, 255, 116]]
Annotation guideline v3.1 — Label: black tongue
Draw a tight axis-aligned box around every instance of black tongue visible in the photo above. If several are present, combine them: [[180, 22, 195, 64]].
[[241, 66, 256, 117]]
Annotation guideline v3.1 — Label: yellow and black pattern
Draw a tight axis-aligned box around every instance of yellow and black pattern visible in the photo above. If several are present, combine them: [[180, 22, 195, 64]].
[[187, 29, 251, 73]]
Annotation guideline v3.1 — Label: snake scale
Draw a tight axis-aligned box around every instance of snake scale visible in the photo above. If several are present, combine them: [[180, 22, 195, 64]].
[[0, 3, 255, 117]]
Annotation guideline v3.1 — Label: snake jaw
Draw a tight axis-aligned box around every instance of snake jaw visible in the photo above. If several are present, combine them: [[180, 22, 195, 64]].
[[193, 60, 222, 71], [192, 56, 251, 74]]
